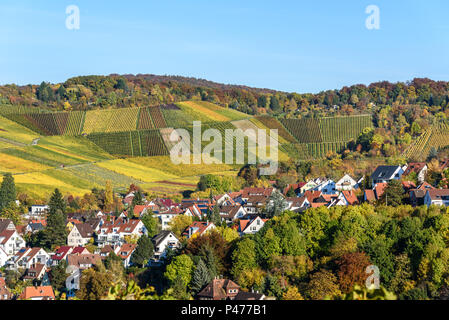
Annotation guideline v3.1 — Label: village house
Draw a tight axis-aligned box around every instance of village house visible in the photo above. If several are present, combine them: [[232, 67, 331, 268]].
[[285, 196, 310, 212], [197, 278, 241, 300], [424, 189, 449, 207], [335, 174, 359, 191], [218, 205, 247, 223], [313, 179, 337, 195], [0, 219, 26, 256], [183, 221, 216, 239], [333, 190, 359, 206], [0, 277, 12, 300], [19, 285, 55, 300], [67, 223, 95, 247], [238, 216, 268, 235], [23, 263, 47, 281], [403, 162, 428, 184], [117, 243, 137, 268], [243, 195, 269, 214], [283, 183, 306, 196], [50, 246, 90, 266], [155, 207, 182, 230], [152, 230, 180, 262], [409, 182, 435, 206], [7, 247, 50, 270], [96, 218, 144, 247], [364, 183, 388, 203], [371, 165, 405, 187], [28, 205, 49, 217]]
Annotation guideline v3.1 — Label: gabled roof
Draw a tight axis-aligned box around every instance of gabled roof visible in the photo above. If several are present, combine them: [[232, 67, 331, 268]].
[[417, 182, 435, 190], [364, 190, 376, 202], [374, 183, 388, 199], [0, 219, 14, 233], [341, 190, 359, 205], [183, 221, 215, 237], [0, 230, 16, 245], [403, 162, 427, 176], [239, 217, 268, 233], [371, 165, 402, 180], [51, 246, 73, 261], [67, 253, 101, 269], [219, 205, 244, 220], [152, 230, 178, 247], [402, 181, 417, 190], [426, 189, 449, 200], [117, 243, 137, 259], [19, 286, 55, 300], [73, 223, 94, 238], [197, 278, 240, 299]]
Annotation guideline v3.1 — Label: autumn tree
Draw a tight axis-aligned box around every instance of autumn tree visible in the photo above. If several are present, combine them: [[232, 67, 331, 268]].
[[336, 251, 371, 293], [306, 269, 341, 300], [0, 173, 16, 211]]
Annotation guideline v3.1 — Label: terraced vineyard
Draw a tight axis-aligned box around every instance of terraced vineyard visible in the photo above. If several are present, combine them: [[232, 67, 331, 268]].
[[304, 141, 348, 158], [254, 116, 298, 143], [148, 106, 167, 129], [82, 108, 139, 134], [403, 122, 449, 161], [319, 115, 373, 142], [280, 118, 323, 143], [137, 107, 155, 130], [86, 129, 168, 157]]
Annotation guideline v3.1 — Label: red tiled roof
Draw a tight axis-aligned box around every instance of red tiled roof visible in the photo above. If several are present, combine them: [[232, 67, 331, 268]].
[[19, 286, 55, 300], [342, 190, 359, 205], [403, 162, 426, 176], [374, 183, 388, 199], [364, 190, 376, 202]]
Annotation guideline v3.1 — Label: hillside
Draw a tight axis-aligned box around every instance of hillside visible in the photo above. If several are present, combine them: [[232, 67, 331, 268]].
[[0, 99, 372, 198]]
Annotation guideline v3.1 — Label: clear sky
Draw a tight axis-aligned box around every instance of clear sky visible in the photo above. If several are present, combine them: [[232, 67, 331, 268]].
[[0, 0, 448, 93]]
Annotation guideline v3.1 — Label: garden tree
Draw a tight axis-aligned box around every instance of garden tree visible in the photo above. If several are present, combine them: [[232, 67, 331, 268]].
[[169, 215, 192, 237], [390, 253, 414, 294], [0, 173, 16, 210], [104, 252, 123, 269], [362, 235, 395, 287], [77, 264, 113, 300], [131, 190, 144, 208], [282, 286, 304, 300], [190, 259, 212, 294], [329, 235, 358, 258], [286, 187, 297, 198], [264, 190, 288, 218], [306, 269, 341, 300], [238, 268, 266, 289], [0, 203, 22, 225], [185, 230, 229, 274], [43, 189, 67, 250], [50, 260, 68, 292], [270, 213, 306, 256], [297, 208, 331, 257], [164, 254, 194, 286], [48, 188, 66, 214], [270, 255, 313, 288], [141, 210, 161, 238], [104, 180, 114, 211], [208, 205, 221, 226], [258, 228, 282, 266], [336, 252, 371, 293], [263, 274, 283, 299], [231, 238, 258, 282], [378, 180, 405, 207], [106, 280, 158, 300], [217, 226, 239, 243], [130, 235, 154, 268]]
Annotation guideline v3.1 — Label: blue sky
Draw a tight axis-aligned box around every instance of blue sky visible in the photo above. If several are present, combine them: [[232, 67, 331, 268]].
[[0, 0, 448, 93]]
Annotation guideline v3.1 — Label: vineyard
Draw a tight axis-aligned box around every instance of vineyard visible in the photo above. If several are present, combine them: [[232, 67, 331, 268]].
[[280, 118, 323, 143], [304, 141, 348, 158], [319, 115, 373, 142], [403, 122, 449, 161], [137, 107, 155, 130], [86, 129, 169, 157], [148, 106, 167, 129], [82, 108, 140, 134], [252, 116, 298, 144]]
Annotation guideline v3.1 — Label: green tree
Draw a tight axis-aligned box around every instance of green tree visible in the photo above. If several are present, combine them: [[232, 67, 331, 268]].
[[270, 96, 281, 112], [379, 180, 404, 206], [0, 202, 22, 225], [231, 238, 258, 280], [264, 190, 288, 218], [130, 235, 154, 268], [191, 259, 212, 294], [77, 264, 113, 300], [141, 211, 161, 238], [0, 173, 16, 211], [50, 260, 68, 291], [307, 269, 341, 300], [43, 189, 67, 250], [164, 254, 194, 286]]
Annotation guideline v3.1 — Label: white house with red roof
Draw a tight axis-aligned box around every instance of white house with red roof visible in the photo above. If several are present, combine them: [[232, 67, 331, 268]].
[[424, 189, 449, 207], [116, 243, 137, 268], [0, 219, 26, 256], [332, 190, 359, 206], [238, 216, 268, 235], [184, 204, 203, 219], [155, 207, 182, 230], [97, 218, 145, 247], [7, 247, 50, 270]]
